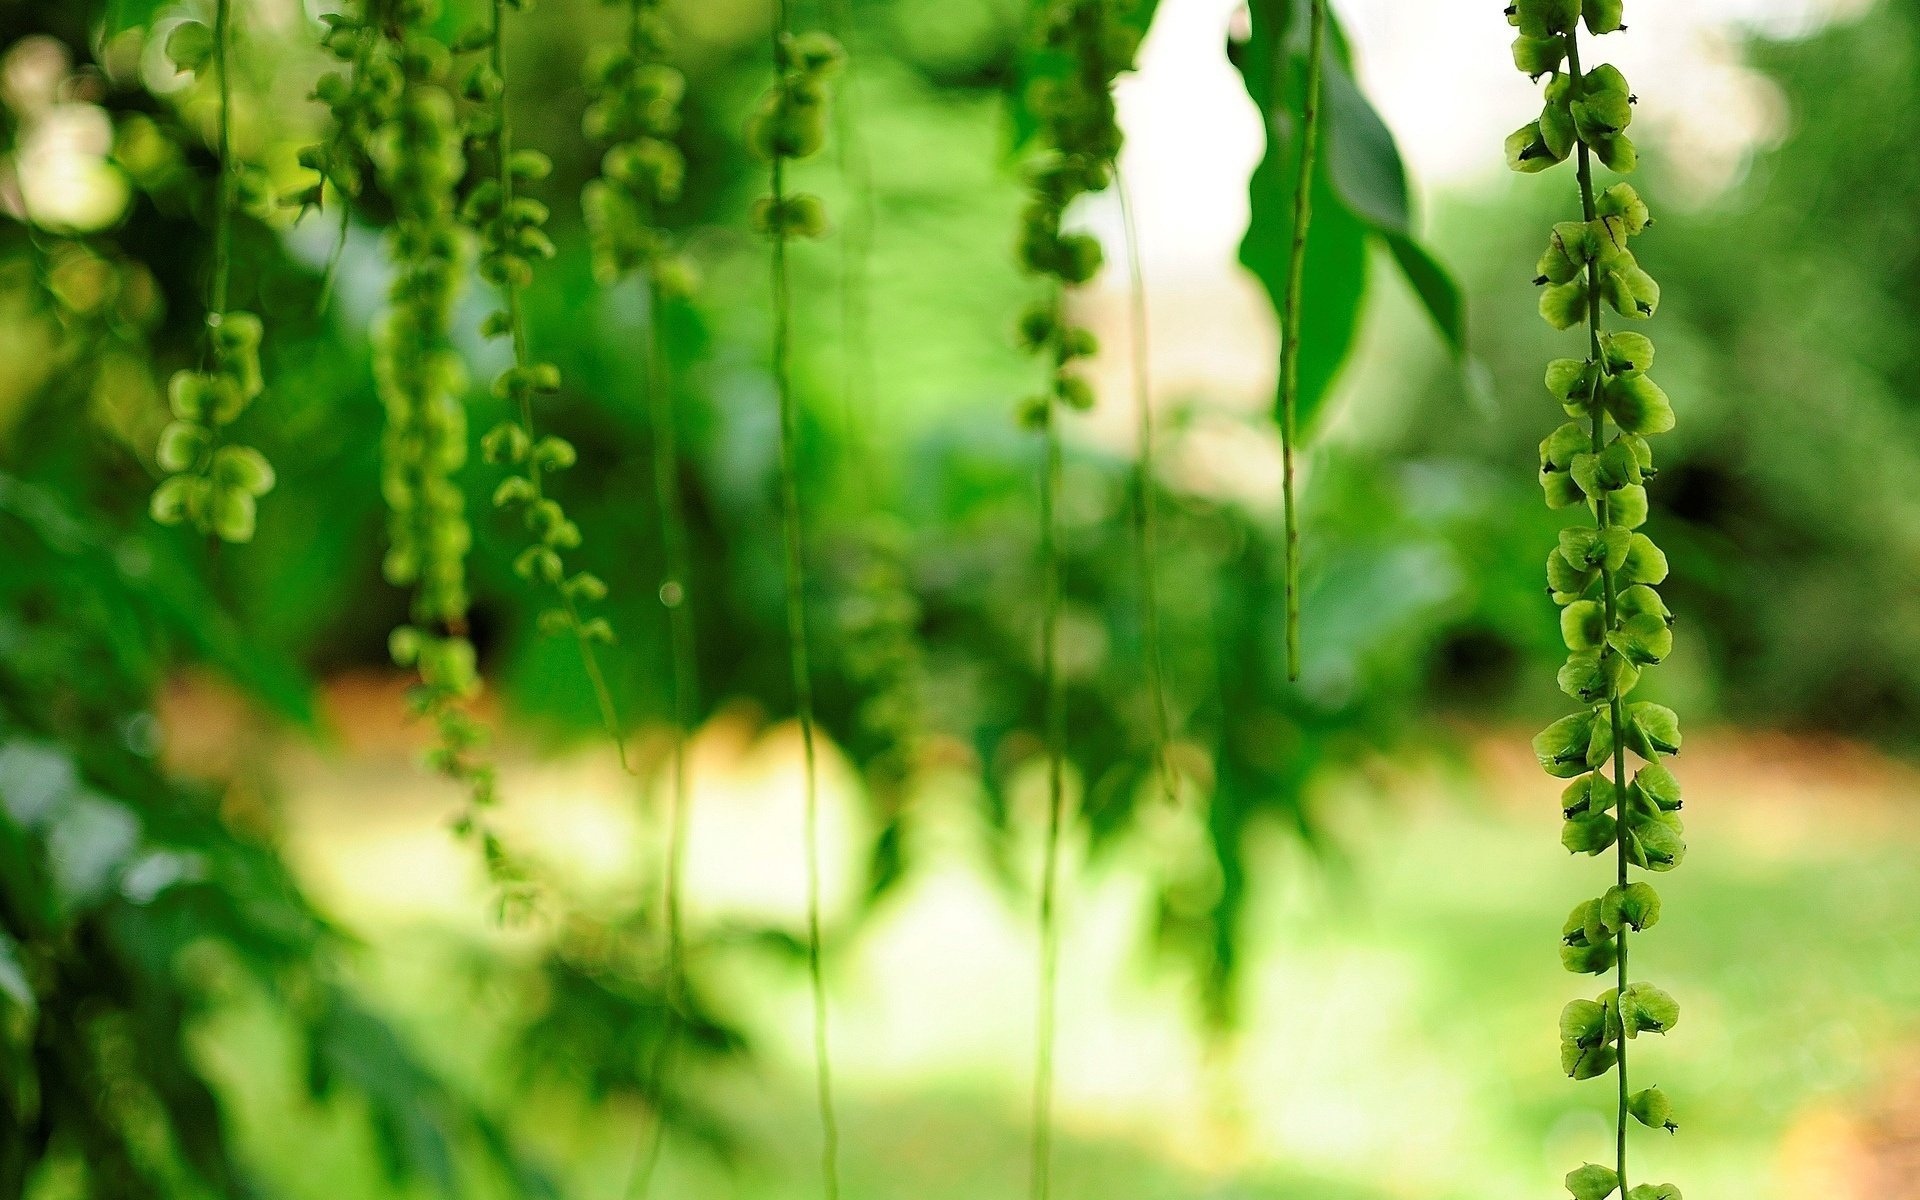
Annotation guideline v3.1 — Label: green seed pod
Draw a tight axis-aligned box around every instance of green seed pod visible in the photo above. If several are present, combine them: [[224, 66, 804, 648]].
[[1606, 612, 1671, 665], [1506, 121, 1565, 173], [1602, 331, 1654, 373], [1513, 0, 1580, 37], [1625, 820, 1685, 871], [1561, 771, 1615, 818], [1626, 1185, 1682, 1200], [209, 487, 258, 543], [1584, 0, 1625, 34], [1633, 762, 1681, 811], [1512, 34, 1568, 78], [1628, 1086, 1678, 1132], [155, 421, 208, 472], [1562, 937, 1618, 976], [1558, 525, 1631, 572], [1535, 710, 1599, 777], [1547, 546, 1599, 604], [1563, 1039, 1619, 1080], [1592, 131, 1638, 173], [1560, 997, 1610, 1047], [1607, 881, 1661, 931], [1597, 183, 1652, 235], [210, 445, 276, 496], [1619, 533, 1669, 584], [1625, 701, 1682, 756], [1562, 811, 1618, 855], [1618, 982, 1679, 1036], [1561, 601, 1607, 652], [1566, 1164, 1621, 1200], [1540, 278, 1590, 330], [1546, 357, 1600, 409]]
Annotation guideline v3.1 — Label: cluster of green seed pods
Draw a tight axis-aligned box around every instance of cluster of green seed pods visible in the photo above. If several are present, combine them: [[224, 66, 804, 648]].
[[580, 0, 697, 293], [149, 2, 276, 543], [1510, 3, 1687, 1199], [352, 0, 516, 892], [746, 29, 845, 238], [1012, 0, 1141, 426], [151, 314, 276, 542]]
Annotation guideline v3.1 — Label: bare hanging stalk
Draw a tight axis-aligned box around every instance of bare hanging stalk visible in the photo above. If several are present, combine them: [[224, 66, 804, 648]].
[[1030, 388, 1066, 1200], [747, 15, 848, 1197], [1277, 0, 1326, 683], [1114, 167, 1176, 807]]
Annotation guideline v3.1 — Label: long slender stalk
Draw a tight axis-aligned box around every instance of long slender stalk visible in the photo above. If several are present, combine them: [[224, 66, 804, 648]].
[[1277, 0, 1326, 683], [1029, 369, 1066, 1200], [1564, 27, 1630, 1199], [623, 273, 700, 1200], [768, 7, 840, 1191], [1114, 168, 1175, 807], [210, 0, 233, 325], [819, 0, 876, 479]]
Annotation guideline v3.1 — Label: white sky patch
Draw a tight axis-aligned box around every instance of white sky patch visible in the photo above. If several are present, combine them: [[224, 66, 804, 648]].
[[1101, 0, 1869, 285]]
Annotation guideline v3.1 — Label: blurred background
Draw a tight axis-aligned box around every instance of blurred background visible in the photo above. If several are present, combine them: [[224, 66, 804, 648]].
[[4, 0, 1920, 1196]]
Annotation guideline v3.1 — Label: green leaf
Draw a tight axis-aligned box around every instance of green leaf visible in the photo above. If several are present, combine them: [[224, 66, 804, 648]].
[[1566, 1163, 1621, 1200]]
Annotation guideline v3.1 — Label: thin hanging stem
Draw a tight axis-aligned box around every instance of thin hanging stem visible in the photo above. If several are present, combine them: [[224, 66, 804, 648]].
[[1114, 167, 1175, 807], [1565, 27, 1631, 1199], [623, 273, 701, 1200], [210, 0, 233, 325], [769, 7, 840, 1192], [1278, 0, 1326, 682], [1028, 369, 1066, 1200], [819, 0, 876, 483]]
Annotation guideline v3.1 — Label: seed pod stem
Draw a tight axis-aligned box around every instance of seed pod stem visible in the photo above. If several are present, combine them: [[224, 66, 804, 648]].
[[1278, 0, 1327, 682]]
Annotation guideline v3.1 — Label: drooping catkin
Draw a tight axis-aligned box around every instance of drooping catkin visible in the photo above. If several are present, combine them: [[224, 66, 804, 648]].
[[149, 0, 276, 543], [1512, 5, 1688, 1198], [455, 0, 633, 776]]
